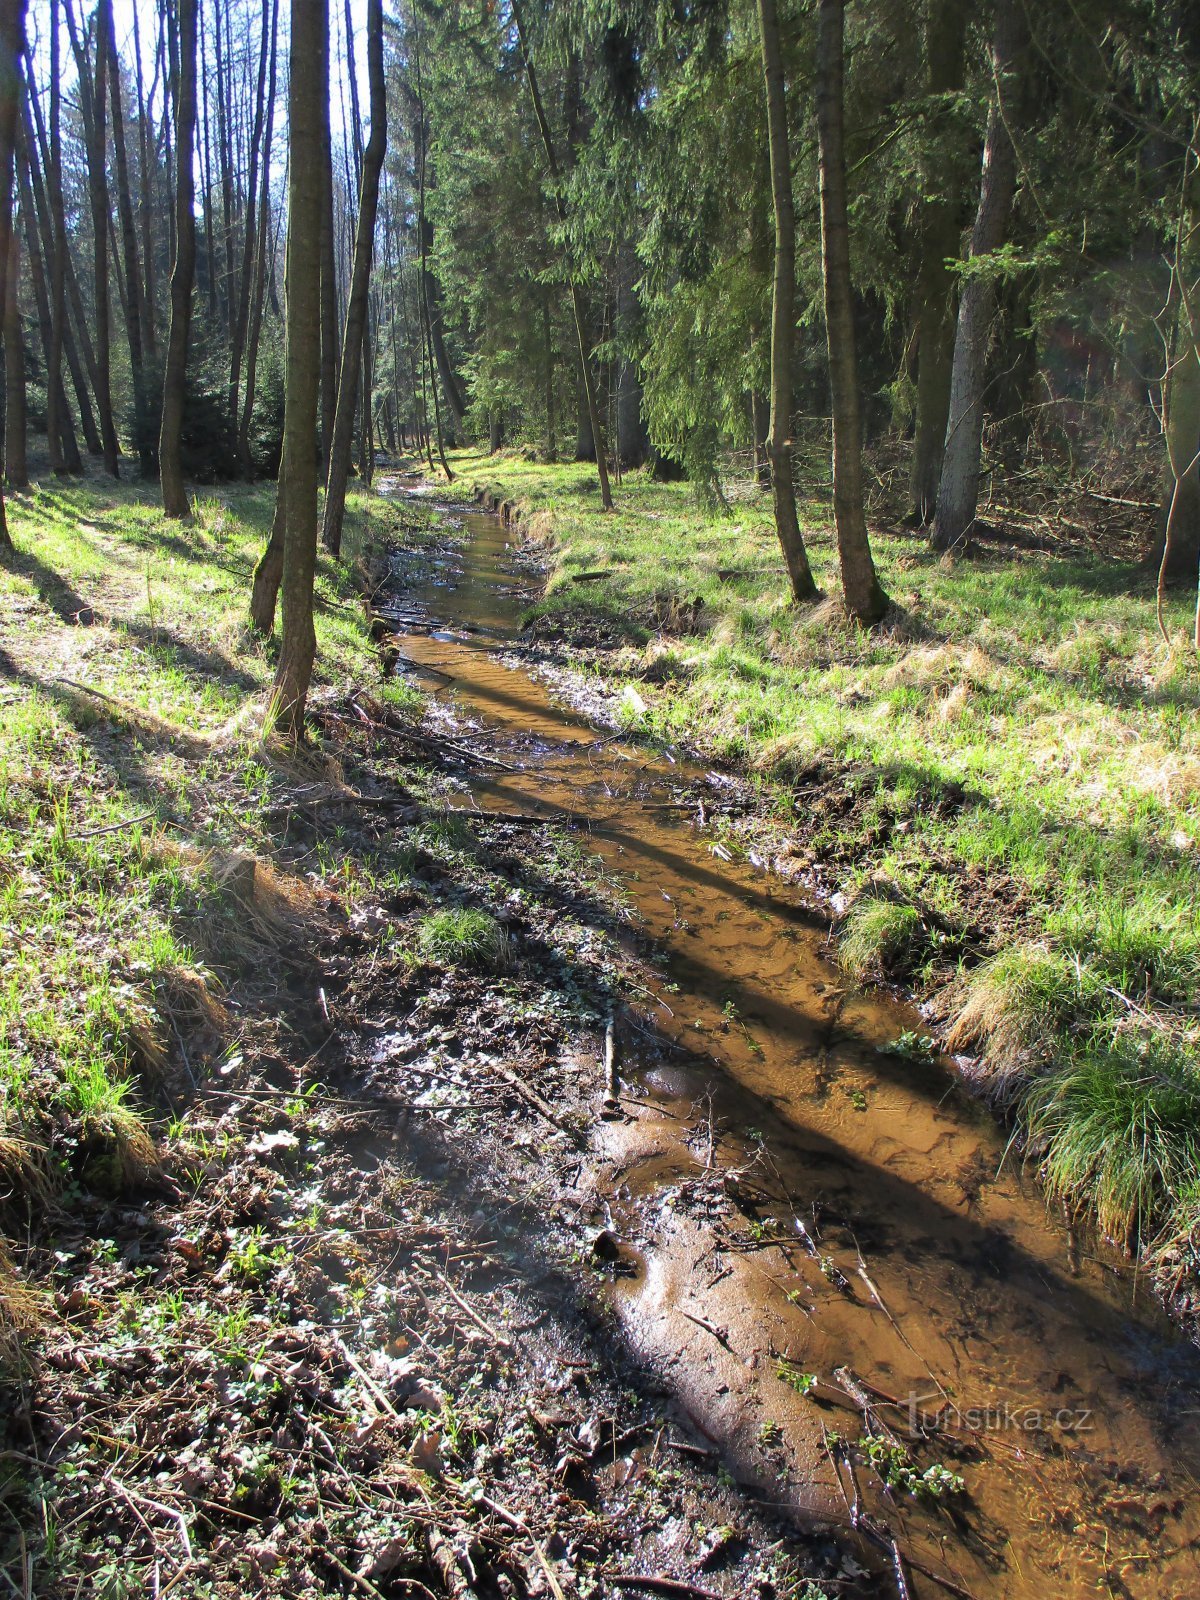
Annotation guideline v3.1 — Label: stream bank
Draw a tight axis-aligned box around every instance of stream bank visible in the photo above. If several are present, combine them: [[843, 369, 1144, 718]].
[[376, 474, 1200, 1600]]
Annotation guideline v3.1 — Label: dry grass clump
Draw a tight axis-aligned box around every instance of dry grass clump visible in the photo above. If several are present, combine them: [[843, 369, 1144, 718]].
[[947, 944, 1103, 1102], [0, 1245, 41, 1367]]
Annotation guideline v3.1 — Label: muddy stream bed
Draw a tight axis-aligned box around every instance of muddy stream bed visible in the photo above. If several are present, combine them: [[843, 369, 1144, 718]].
[[379, 483, 1200, 1600]]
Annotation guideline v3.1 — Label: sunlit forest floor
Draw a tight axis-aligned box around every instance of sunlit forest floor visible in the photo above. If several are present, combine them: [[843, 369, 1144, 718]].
[[0, 470, 838, 1597], [457, 449, 1200, 1283]]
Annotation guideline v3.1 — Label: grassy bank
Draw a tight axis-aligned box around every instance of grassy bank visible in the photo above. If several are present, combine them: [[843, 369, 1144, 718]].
[[0, 474, 387, 1208], [455, 449, 1200, 1274], [0, 471, 836, 1598]]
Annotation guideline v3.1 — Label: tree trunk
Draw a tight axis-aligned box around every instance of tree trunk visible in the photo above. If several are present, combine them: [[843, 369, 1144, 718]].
[[543, 289, 556, 460], [271, 0, 326, 740], [229, 0, 274, 450], [815, 0, 888, 623], [319, 67, 338, 476], [66, 0, 119, 477], [108, 16, 152, 476], [17, 146, 81, 471], [4, 219, 25, 488], [132, 2, 156, 360], [412, 23, 453, 482], [909, 0, 967, 525], [931, 0, 1026, 553], [511, 0, 612, 509], [251, 445, 286, 633], [0, 0, 24, 547], [755, 0, 817, 600], [1157, 295, 1200, 587], [160, 0, 198, 519], [45, 0, 64, 475], [238, 0, 279, 475], [19, 91, 95, 457], [615, 240, 648, 469], [323, 0, 386, 557]]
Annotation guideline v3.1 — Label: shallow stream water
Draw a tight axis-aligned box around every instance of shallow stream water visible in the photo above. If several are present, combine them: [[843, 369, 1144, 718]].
[[383, 483, 1200, 1600]]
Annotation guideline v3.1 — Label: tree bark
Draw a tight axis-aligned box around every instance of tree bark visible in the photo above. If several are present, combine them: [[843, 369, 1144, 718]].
[[323, 0, 386, 556], [271, 0, 326, 740], [108, 15, 152, 475], [132, 1, 156, 360], [615, 240, 648, 469], [229, 0, 274, 450], [239, 0, 279, 475], [909, 0, 968, 525], [4, 215, 25, 488], [250, 445, 286, 633], [0, 0, 24, 547], [931, 0, 1026, 553], [65, 0, 120, 477], [815, 0, 888, 623], [160, 0, 198, 518], [755, 0, 817, 600], [17, 146, 81, 470], [319, 60, 338, 476], [412, 22, 453, 482], [45, 0, 65, 475], [19, 90, 94, 458], [511, 0, 612, 509]]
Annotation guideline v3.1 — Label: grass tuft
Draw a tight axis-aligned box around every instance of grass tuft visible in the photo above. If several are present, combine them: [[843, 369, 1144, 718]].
[[947, 945, 1103, 1100], [417, 906, 510, 971], [839, 896, 923, 983], [1023, 1034, 1200, 1247]]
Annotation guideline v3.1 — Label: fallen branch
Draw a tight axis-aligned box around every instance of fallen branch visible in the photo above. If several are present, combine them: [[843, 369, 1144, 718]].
[[71, 809, 158, 840], [435, 1272, 514, 1351], [604, 1575, 725, 1600]]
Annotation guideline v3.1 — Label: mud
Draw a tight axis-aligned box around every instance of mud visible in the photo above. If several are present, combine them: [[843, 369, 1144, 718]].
[[380, 481, 1200, 1600]]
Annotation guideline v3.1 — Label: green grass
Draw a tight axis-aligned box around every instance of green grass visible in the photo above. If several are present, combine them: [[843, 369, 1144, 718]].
[[838, 896, 924, 983], [417, 905, 510, 970], [454, 448, 1200, 1255], [0, 469, 397, 1208]]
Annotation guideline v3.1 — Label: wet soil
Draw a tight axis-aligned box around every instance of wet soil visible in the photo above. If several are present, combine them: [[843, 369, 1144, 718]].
[[380, 478, 1200, 1600]]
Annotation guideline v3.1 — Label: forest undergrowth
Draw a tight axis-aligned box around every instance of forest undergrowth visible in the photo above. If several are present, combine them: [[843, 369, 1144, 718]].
[[459, 448, 1200, 1309], [0, 470, 842, 1598]]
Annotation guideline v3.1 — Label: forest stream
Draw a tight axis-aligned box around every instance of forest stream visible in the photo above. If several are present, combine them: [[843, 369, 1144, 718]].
[[380, 480, 1200, 1600]]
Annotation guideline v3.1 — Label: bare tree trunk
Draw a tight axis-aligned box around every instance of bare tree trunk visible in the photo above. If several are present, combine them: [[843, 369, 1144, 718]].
[[815, 0, 888, 624], [931, 0, 1025, 553], [213, 0, 235, 338], [17, 143, 81, 471], [45, 0, 64, 475], [0, 0, 25, 547], [65, 0, 120, 477], [239, 0, 279, 475], [4, 203, 25, 488], [323, 0, 386, 556], [319, 67, 338, 475], [271, 0, 326, 740], [251, 444, 286, 632], [108, 17, 152, 476], [230, 0, 274, 450], [755, 0, 817, 600], [19, 91, 94, 458], [511, 0, 612, 510], [543, 289, 556, 460], [413, 23, 452, 482], [132, 2, 156, 360], [615, 240, 648, 469], [909, 0, 968, 525], [160, 0, 198, 519]]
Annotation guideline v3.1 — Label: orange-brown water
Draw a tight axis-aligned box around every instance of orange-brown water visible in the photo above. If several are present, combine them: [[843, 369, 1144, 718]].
[[385, 485, 1200, 1600]]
